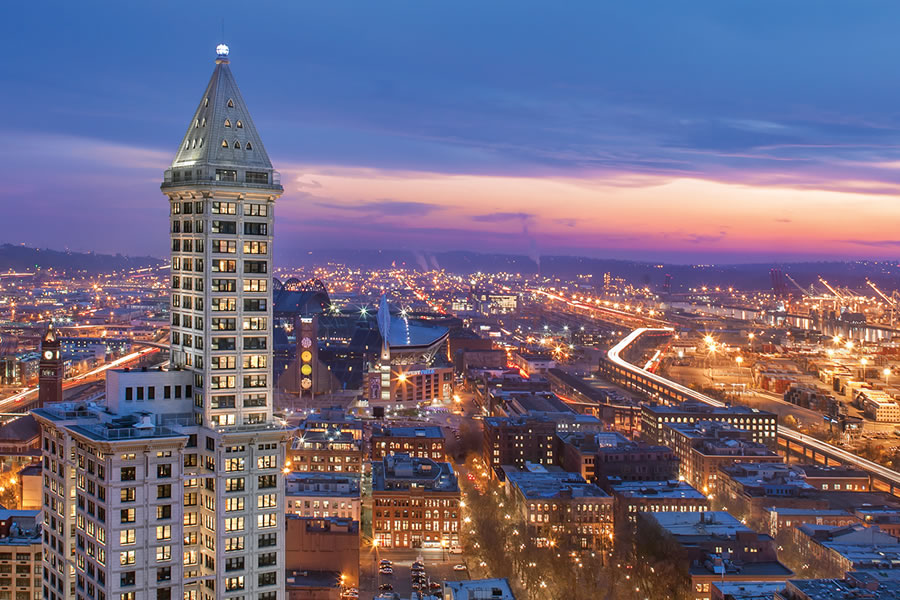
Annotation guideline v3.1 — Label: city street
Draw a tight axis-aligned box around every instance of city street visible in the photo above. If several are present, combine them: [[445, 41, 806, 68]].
[[360, 547, 469, 598]]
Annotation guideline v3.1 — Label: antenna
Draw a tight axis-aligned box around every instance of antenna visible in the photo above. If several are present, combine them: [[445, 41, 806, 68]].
[[221, 18, 225, 44]]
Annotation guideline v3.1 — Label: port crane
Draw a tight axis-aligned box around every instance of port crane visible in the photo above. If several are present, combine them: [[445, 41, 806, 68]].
[[866, 279, 900, 327]]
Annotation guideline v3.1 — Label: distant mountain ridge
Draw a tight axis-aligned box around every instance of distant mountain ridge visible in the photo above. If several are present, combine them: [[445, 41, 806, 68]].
[[0, 244, 163, 274]]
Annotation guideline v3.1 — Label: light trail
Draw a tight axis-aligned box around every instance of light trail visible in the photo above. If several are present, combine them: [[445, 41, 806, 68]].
[[0, 347, 159, 410], [608, 328, 900, 489]]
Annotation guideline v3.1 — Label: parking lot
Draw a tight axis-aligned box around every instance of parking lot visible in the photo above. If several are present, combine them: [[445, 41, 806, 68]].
[[362, 548, 471, 598]]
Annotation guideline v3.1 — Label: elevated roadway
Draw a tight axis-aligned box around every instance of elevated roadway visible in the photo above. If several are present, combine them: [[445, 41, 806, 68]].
[[605, 327, 900, 496]]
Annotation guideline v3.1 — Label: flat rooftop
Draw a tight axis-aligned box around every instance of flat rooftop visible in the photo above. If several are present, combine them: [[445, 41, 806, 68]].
[[612, 480, 706, 500], [372, 425, 444, 439]]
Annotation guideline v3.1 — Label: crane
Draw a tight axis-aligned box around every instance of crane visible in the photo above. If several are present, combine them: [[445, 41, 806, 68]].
[[784, 273, 812, 297], [867, 279, 900, 327]]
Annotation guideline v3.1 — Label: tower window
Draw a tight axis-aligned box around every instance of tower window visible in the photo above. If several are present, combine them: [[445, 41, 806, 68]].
[[201, 117, 206, 127], [227, 99, 235, 108], [191, 139, 196, 149], [236, 120, 243, 128], [245, 142, 252, 150], [199, 138, 203, 147], [233, 141, 241, 149], [194, 119, 199, 129], [205, 97, 209, 107], [222, 139, 228, 148], [184, 141, 189, 150], [224, 119, 231, 128]]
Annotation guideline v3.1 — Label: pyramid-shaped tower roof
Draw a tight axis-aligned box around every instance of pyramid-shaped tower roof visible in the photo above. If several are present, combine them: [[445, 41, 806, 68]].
[[170, 45, 274, 172]]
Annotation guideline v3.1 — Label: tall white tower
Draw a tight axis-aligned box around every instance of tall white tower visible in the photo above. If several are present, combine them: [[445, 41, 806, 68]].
[[159, 44, 288, 600], [162, 43, 282, 426], [36, 46, 289, 600]]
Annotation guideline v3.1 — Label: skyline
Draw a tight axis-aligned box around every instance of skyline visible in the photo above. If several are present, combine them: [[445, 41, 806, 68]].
[[5, 2, 900, 263]]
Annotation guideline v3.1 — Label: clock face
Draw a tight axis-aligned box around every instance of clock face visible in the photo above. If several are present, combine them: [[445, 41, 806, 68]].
[[301, 337, 312, 349], [300, 364, 313, 376], [301, 378, 312, 390], [43, 350, 54, 360], [300, 350, 312, 363]]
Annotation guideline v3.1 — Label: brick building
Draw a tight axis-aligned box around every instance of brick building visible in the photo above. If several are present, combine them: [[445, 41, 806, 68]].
[[483, 416, 557, 477], [370, 425, 445, 461], [285, 515, 360, 599], [371, 454, 460, 548]]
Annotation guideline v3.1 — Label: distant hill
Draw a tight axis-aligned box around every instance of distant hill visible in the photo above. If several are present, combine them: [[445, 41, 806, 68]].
[[0, 244, 163, 274], [288, 248, 900, 292]]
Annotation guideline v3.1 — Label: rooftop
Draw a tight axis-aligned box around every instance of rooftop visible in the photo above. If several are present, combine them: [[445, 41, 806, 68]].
[[504, 466, 609, 501], [646, 400, 775, 419], [372, 425, 444, 439], [441, 578, 516, 600], [372, 454, 458, 493], [611, 480, 706, 500]]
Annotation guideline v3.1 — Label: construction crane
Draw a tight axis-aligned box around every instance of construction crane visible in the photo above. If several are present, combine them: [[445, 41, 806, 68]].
[[784, 273, 812, 297], [866, 279, 900, 327]]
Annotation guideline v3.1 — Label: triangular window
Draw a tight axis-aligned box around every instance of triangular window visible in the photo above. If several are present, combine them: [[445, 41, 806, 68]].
[[236, 120, 243, 129], [221, 139, 228, 148], [224, 119, 231, 128], [233, 141, 241, 149], [201, 118, 206, 127], [245, 142, 252, 151], [227, 99, 235, 108], [199, 138, 203, 147], [191, 139, 197, 149], [194, 119, 199, 129], [184, 141, 189, 150], [204, 97, 209, 107]]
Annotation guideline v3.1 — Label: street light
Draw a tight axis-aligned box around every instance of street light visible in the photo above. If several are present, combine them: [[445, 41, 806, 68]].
[[884, 368, 892, 386]]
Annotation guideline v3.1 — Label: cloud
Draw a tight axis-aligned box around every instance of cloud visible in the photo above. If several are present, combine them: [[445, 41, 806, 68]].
[[684, 232, 728, 244], [313, 199, 443, 216], [471, 212, 535, 223]]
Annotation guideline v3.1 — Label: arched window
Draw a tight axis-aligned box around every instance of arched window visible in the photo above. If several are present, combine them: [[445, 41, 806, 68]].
[[245, 142, 252, 151], [221, 139, 228, 148], [191, 139, 196, 149], [233, 141, 241, 149], [201, 118, 206, 127], [224, 119, 231, 128], [194, 119, 199, 129], [184, 140, 189, 150], [205, 97, 209, 107], [227, 99, 234, 108], [236, 120, 243, 129], [199, 138, 203, 147]]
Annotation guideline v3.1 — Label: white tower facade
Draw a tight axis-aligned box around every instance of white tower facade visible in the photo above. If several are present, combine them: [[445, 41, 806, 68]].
[[35, 46, 288, 600]]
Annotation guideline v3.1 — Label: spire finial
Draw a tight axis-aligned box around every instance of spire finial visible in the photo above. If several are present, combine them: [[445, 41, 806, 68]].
[[216, 43, 230, 64]]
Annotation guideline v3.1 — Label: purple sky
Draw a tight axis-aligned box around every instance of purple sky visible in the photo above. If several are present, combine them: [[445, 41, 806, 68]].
[[5, 1, 900, 264]]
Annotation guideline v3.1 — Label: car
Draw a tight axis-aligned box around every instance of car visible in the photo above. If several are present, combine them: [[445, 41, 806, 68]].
[[379, 567, 393, 575], [379, 559, 393, 566], [429, 582, 442, 591], [453, 564, 467, 571], [378, 584, 393, 592], [448, 545, 463, 554], [411, 583, 422, 591]]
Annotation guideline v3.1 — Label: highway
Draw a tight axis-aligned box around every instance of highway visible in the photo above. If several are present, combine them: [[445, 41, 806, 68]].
[[0, 346, 160, 412], [607, 327, 900, 492]]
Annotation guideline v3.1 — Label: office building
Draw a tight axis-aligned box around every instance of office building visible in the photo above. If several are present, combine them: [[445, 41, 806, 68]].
[[611, 480, 708, 525], [503, 465, 613, 549], [482, 416, 557, 477], [642, 401, 777, 447], [284, 516, 359, 597], [0, 509, 42, 600], [661, 421, 781, 495], [371, 454, 460, 548], [638, 511, 792, 600], [284, 472, 360, 521], [35, 45, 289, 600], [370, 425, 445, 461]]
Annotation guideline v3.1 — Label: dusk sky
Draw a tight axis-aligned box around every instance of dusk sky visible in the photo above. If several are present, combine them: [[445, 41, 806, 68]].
[[4, 1, 900, 264]]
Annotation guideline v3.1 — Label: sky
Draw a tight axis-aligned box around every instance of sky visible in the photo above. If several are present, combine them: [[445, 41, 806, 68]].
[[4, 1, 900, 264]]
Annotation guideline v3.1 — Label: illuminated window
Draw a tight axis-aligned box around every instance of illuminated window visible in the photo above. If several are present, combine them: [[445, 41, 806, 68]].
[[224, 119, 231, 128], [221, 139, 228, 148]]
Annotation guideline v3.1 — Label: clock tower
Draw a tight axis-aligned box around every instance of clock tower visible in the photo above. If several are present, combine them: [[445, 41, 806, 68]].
[[38, 325, 63, 407]]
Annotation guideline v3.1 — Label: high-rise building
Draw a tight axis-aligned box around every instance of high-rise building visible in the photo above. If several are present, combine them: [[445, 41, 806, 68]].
[[34, 45, 289, 600], [38, 326, 63, 407]]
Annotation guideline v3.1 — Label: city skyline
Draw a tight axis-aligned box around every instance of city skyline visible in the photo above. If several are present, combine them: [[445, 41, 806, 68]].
[[6, 2, 900, 263]]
